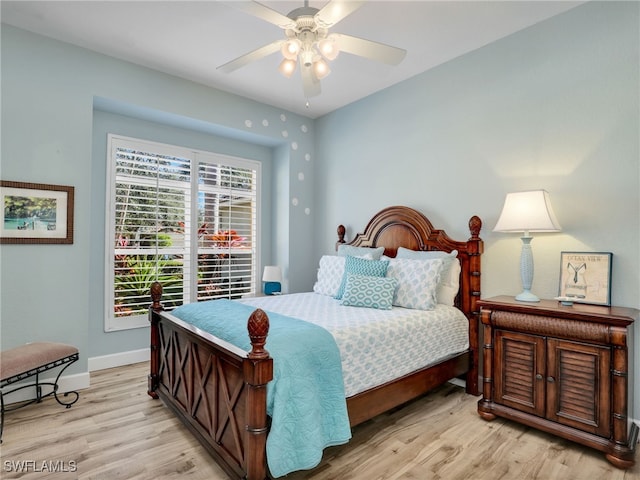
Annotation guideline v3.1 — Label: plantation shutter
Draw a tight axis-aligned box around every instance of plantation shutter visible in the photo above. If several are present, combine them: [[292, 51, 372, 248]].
[[106, 135, 259, 331], [196, 157, 257, 301]]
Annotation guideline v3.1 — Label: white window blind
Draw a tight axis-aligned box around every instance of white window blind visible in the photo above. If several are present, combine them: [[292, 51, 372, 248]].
[[195, 160, 257, 301], [105, 135, 259, 331]]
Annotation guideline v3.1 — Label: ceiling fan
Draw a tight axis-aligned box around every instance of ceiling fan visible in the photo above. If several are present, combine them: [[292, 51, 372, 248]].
[[218, 1, 407, 98]]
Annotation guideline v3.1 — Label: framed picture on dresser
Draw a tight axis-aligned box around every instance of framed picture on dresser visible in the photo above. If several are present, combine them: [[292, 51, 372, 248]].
[[558, 251, 612, 306]]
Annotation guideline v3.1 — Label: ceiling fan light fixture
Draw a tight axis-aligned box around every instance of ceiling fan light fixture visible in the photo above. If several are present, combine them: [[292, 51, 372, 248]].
[[278, 58, 297, 78], [220, 0, 405, 100], [318, 35, 339, 61], [281, 38, 301, 60], [300, 48, 315, 67], [313, 57, 330, 79]]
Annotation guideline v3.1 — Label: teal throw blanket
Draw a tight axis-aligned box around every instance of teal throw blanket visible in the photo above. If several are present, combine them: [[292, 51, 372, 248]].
[[171, 300, 352, 477]]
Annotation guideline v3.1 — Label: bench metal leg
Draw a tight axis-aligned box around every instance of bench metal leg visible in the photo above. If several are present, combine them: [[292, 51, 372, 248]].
[[50, 359, 80, 408], [0, 353, 80, 442], [1, 390, 4, 443]]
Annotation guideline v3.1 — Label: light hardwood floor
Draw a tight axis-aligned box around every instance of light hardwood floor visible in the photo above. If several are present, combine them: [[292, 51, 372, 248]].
[[0, 362, 637, 479]]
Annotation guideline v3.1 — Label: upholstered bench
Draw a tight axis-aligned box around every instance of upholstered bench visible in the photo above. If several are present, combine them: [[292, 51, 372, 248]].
[[0, 342, 80, 442]]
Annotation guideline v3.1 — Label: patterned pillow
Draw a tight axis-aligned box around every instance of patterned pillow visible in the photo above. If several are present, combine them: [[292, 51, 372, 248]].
[[313, 255, 345, 296], [337, 244, 385, 260], [396, 248, 460, 306], [341, 273, 398, 310], [386, 258, 445, 310], [334, 256, 389, 300]]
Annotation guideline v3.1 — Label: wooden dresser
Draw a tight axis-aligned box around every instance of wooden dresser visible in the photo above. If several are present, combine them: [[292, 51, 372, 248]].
[[477, 296, 638, 468]]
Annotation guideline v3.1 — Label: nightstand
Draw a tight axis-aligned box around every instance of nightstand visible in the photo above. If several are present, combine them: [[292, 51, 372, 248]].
[[477, 296, 638, 468]]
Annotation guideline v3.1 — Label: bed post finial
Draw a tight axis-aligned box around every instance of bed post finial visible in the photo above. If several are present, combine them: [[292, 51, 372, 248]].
[[148, 281, 164, 399], [150, 281, 164, 312], [248, 309, 270, 359], [336, 224, 346, 251], [469, 215, 482, 239]]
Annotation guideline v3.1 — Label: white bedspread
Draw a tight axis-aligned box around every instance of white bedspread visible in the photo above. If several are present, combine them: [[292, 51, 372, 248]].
[[240, 293, 469, 397]]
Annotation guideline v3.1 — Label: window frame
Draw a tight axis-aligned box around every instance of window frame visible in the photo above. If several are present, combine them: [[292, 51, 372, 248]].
[[104, 134, 261, 332]]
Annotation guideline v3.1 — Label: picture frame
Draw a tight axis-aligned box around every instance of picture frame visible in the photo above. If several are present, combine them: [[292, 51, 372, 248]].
[[558, 251, 612, 306], [1, 181, 74, 244]]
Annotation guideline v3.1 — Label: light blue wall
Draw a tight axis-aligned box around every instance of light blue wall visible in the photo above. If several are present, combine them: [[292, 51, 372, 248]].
[[314, 2, 639, 418], [0, 24, 316, 367], [1, 2, 638, 420]]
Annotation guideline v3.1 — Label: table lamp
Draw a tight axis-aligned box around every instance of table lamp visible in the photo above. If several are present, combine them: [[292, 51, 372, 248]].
[[262, 266, 282, 295], [494, 190, 561, 302]]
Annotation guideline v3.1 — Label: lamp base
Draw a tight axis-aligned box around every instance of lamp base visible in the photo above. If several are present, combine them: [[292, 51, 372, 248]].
[[263, 282, 281, 295], [515, 290, 540, 302], [516, 235, 539, 303]]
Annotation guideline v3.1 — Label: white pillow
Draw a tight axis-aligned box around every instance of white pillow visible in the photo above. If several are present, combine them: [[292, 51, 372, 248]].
[[337, 244, 385, 260], [438, 258, 461, 306], [396, 247, 458, 261], [396, 248, 460, 306], [313, 255, 345, 296], [386, 258, 445, 310]]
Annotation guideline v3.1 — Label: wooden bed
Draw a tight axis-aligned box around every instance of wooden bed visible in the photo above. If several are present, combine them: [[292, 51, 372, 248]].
[[147, 205, 483, 480]]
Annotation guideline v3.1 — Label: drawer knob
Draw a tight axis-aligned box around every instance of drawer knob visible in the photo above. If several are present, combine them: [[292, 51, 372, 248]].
[[535, 374, 543, 380], [547, 376, 555, 383]]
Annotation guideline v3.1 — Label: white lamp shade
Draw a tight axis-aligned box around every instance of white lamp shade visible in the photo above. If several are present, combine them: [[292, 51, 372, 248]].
[[262, 266, 282, 283], [318, 35, 339, 61], [278, 58, 297, 78], [493, 190, 561, 233], [281, 39, 301, 60], [312, 57, 331, 79]]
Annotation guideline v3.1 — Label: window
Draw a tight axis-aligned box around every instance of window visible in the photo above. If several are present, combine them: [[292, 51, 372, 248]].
[[105, 135, 260, 331]]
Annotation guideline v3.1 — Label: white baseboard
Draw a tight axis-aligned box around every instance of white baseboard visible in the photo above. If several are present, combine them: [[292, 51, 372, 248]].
[[88, 348, 150, 372], [448, 377, 466, 388]]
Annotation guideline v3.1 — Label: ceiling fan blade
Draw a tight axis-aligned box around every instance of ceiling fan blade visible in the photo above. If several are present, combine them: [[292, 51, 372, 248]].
[[217, 40, 283, 73], [301, 65, 321, 98], [334, 34, 406, 65], [220, 1, 296, 29], [315, 0, 366, 28]]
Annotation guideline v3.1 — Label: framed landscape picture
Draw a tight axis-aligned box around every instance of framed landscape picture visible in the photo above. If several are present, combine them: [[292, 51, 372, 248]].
[[558, 251, 612, 306], [1, 181, 74, 244]]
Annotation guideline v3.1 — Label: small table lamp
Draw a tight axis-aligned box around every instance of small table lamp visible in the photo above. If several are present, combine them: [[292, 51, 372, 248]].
[[494, 190, 561, 302], [262, 266, 282, 295]]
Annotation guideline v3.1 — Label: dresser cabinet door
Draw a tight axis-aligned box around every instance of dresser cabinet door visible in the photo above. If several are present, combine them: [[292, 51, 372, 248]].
[[545, 338, 611, 437], [494, 330, 546, 417]]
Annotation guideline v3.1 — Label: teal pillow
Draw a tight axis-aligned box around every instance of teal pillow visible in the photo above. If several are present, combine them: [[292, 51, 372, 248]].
[[341, 273, 398, 310], [334, 255, 389, 299]]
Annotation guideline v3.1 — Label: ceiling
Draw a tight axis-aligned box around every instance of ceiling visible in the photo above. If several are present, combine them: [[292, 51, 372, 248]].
[[1, 1, 583, 119]]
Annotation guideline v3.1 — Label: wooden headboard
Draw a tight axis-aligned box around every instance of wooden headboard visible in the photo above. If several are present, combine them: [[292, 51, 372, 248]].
[[335, 205, 483, 321]]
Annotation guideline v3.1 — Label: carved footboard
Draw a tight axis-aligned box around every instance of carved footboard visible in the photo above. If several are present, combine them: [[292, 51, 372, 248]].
[[147, 283, 273, 480]]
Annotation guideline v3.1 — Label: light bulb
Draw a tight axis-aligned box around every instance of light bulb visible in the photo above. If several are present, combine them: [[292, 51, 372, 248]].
[[313, 58, 330, 79], [281, 39, 301, 60], [318, 35, 339, 61], [278, 58, 297, 78]]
